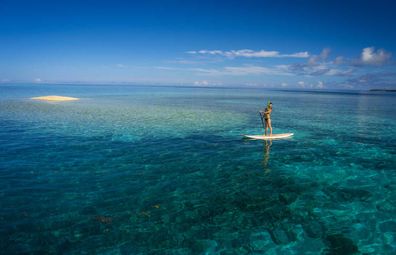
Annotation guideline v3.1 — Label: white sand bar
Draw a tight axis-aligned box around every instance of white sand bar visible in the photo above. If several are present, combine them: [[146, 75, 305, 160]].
[[31, 95, 79, 101]]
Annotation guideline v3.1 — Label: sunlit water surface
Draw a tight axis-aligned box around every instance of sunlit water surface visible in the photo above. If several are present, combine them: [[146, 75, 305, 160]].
[[0, 84, 395, 254]]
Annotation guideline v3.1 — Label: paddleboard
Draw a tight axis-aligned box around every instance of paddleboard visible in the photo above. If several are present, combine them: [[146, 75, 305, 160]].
[[243, 133, 294, 140]]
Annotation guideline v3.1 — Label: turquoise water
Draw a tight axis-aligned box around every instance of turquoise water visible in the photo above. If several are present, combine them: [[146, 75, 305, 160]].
[[0, 84, 395, 254]]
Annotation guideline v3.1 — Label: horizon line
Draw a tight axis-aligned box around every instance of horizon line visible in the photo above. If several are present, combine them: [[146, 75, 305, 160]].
[[0, 81, 382, 92]]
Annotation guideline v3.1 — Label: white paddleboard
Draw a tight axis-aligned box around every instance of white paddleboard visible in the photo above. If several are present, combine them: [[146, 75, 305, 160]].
[[243, 133, 294, 140]]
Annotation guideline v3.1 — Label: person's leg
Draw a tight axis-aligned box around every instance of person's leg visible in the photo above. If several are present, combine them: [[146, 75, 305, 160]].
[[268, 119, 272, 135], [265, 119, 268, 135]]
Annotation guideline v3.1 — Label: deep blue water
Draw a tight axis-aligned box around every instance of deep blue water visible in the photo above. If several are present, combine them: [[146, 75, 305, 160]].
[[0, 84, 395, 254]]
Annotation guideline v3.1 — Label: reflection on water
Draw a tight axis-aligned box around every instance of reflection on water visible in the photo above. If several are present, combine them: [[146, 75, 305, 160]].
[[262, 140, 272, 174]]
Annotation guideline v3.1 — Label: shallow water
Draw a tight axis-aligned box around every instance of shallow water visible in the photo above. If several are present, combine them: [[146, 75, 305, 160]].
[[0, 84, 395, 254]]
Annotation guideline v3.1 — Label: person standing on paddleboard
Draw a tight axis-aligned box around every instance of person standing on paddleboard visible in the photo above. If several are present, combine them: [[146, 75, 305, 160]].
[[264, 101, 273, 136]]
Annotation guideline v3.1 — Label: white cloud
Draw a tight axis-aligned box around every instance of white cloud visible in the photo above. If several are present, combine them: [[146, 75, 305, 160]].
[[341, 72, 396, 89], [205, 65, 291, 76], [316, 81, 325, 89], [34, 78, 42, 83], [156, 65, 289, 76], [222, 66, 285, 75], [278, 63, 351, 77], [325, 68, 353, 76], [198, 50, 224, 55], [334, 56, 344, 65], [361, 47, 391, 65], [284, 51, 310, 58], [230, 49, 279, 58], [116, 64, 126, 68], [296, 81, 325, 89], [320, 48, 331, 59], [193, 80, 209, 86], [308, 48, 330, 65], [158, 62, 351, 78], [281, 82, 288, 87], [192, 80, 224, 86], [186, 49, 310, 58]]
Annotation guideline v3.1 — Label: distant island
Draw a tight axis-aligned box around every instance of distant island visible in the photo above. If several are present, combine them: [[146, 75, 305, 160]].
[[369, 89, 396, 92]]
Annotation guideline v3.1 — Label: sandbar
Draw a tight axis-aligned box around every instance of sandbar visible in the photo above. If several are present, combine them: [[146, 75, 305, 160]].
[[31, 95, 79, 101]]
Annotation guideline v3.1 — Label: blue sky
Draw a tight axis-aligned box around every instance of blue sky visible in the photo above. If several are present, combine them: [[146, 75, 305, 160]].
[[1, 0, 395, 89]]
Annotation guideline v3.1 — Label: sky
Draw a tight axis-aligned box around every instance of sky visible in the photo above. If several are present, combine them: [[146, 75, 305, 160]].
[[1, 0, 396, 89]]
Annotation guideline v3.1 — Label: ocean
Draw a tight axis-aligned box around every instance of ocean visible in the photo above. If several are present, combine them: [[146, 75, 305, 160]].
[[0, 84, 395, 254]]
